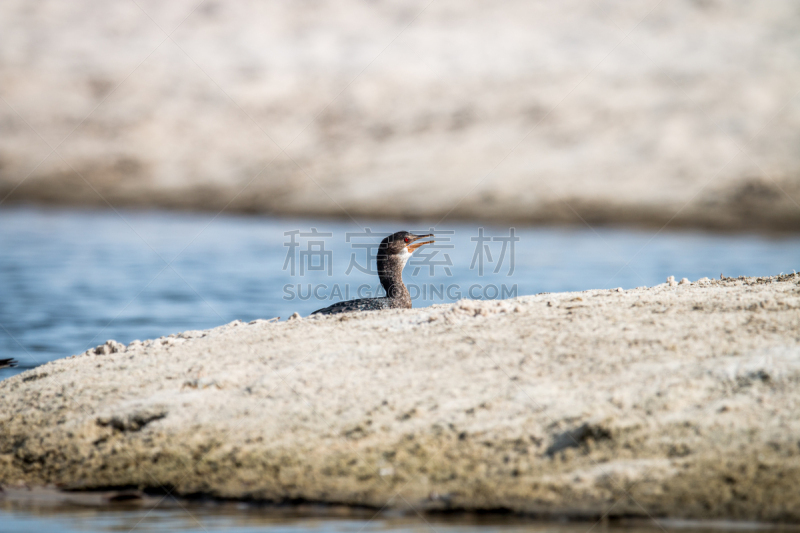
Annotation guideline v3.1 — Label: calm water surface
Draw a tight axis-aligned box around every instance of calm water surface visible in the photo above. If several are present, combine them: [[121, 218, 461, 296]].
[[0, 499, 783, 533]]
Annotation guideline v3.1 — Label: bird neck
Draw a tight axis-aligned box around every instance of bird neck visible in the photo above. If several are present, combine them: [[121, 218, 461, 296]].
[[377, 253, 410, 305]]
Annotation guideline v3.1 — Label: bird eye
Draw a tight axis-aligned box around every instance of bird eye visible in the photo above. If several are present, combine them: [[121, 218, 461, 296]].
[[404, 236, 410, 243]]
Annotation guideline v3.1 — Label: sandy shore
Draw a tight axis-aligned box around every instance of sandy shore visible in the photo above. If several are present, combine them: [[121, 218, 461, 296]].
[[1, 274, 799, 520], [1, 1, 800, 231]]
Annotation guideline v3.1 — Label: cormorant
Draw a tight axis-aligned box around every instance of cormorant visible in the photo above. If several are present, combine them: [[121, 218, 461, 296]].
[[311, 231, 434, 315]]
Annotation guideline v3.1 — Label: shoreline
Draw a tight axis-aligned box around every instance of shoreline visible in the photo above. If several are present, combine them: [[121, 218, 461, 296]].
[[3, 198, 800, 235], [2, 274, 800, 521], [4, 487, 800, 531]]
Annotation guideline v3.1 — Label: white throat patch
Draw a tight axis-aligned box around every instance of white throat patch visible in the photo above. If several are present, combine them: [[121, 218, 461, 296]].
[[399, 246, 412, 268]]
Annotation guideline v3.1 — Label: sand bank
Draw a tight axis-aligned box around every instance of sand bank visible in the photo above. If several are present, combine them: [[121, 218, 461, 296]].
[[2, 274, 800, 520]]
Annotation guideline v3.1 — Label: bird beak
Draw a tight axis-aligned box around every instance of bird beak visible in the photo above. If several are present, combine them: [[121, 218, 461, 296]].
[[407, 234, 434, 253]]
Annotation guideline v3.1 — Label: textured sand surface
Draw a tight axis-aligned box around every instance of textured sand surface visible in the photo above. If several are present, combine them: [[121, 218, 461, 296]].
[[1, 1, 799, 231], [2, 274, 800, 520]]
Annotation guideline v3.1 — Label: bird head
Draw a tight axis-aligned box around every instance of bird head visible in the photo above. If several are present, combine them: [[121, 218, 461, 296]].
[[378, 231, 435, 265]]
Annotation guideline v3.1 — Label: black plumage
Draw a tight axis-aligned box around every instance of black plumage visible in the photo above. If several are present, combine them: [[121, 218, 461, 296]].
[[311, 231, 433, 316]]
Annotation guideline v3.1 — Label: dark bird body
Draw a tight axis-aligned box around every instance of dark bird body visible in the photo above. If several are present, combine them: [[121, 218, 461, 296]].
[[0, 358, 17, 370], [311, 231, 433, 316]]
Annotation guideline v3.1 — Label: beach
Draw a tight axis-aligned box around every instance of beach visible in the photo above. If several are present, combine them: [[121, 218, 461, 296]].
[[2, 273, 799, 520]]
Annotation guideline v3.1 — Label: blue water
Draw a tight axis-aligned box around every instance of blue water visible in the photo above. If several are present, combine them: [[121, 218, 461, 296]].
[[0, 498, 773, 533], [1, 206, 799, 382], [0, 501, 596, 533]]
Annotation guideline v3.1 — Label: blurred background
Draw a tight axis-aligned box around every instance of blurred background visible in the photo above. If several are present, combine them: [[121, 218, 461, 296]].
[[2, 0, 799, 230], [1, 0, 800, 378]]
